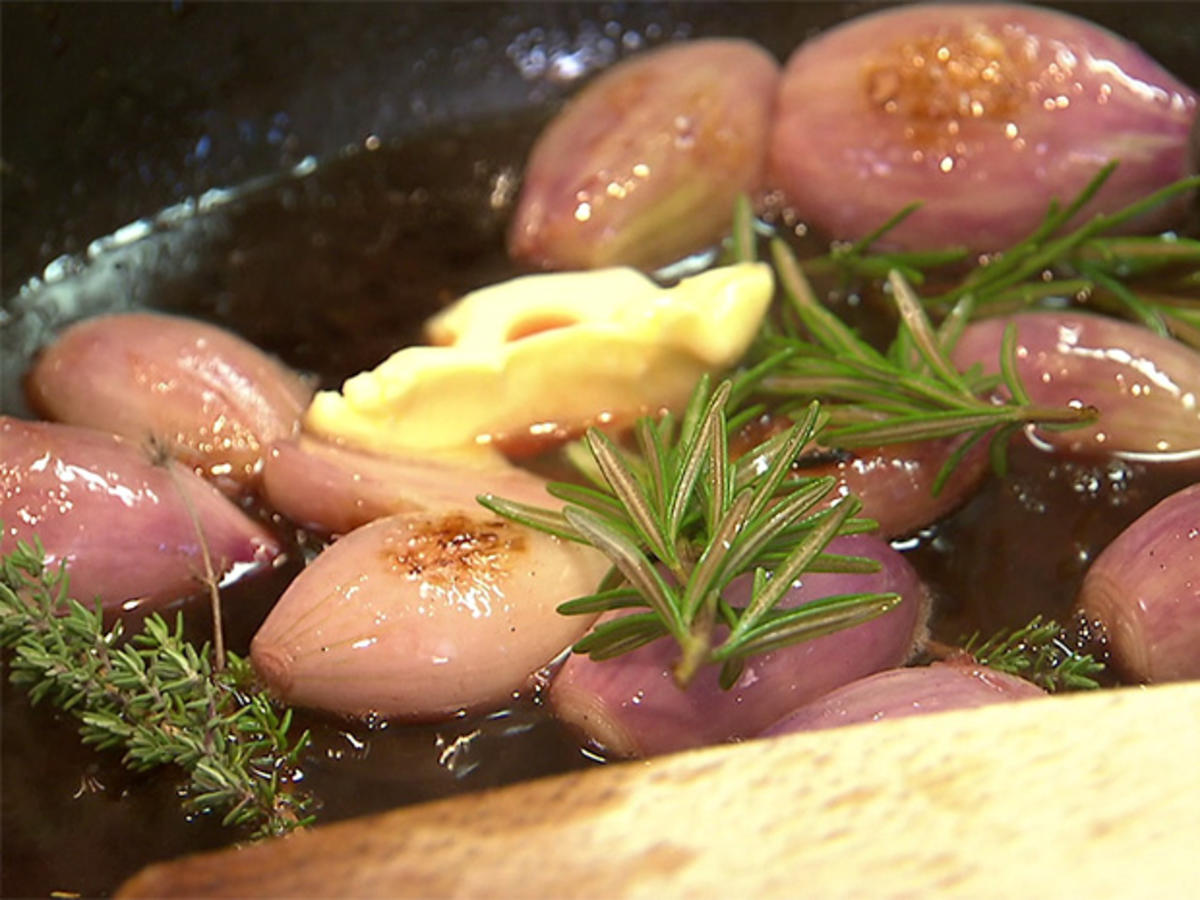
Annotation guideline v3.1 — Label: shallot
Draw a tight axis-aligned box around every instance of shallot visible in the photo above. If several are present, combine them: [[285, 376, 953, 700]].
[[951, 310, 1200, 461], [803, 438, 990, 538], [1076, 481, 1200, 682], [0, 417, 280, 613], [262, 437, 554, 536], [761, 661, 1046, 736], [768, 3, 1197, 251], [548, 534, 928, 758], [27, 312, 313, 495], [509, 39, 779, 270], [251, 508, 609, 719]]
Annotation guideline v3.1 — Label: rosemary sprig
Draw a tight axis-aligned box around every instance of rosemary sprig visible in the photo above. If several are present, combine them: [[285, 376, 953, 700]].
[[0, 537, 315, 839], [481, 377, 900, 689], [961, 615, 1104, 693], [792, 166, 1200, 323], [753, 173, 1197, 485], [928, 166, 1200, 316], [760, 245, 1097, 492], [489, 174, 1185, 687], [799, 203, 970, 287], [1148, 292, 1200, 348]]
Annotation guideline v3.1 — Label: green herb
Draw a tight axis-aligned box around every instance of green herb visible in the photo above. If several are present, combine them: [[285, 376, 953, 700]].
[[482, 172, 1193, 691], [0, 537, 315, 839], [937, 168, 1199, 317], [798, 166, 1200, 322], [1146, 291, 1200, 348], [797, 202, 970, 287], [738, 171, 1198, 493], [481, 377, 900, 689], [758, 242, 1096, 493], [961, 615, 1104, 692]]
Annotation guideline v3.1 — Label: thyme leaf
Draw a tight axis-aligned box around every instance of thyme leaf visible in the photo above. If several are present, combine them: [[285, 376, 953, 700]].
[[0, 536, 315, 839], [961, 615, 1105, 693]]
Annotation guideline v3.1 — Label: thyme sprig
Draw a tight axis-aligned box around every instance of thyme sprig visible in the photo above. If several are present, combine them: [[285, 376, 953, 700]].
[[481, 376, 900, 689], [961, 616, 1104, 693], [0, 538, 315, 839]]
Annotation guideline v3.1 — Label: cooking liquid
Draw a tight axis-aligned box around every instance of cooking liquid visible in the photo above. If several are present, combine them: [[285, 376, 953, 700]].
[[2, 112, 1197, 898]]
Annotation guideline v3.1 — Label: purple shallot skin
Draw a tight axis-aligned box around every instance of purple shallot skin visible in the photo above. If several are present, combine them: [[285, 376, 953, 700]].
[[0, 417, 280, 614], [509, 38, 779, 271], [803, 437, 990, 539], [952, 310, 1200, 463], [262, 436, 556, 537], [735, 417, 990, 538], [27, 312, 313, 496], [1077, 482, 1200, 683], [251, 507, 609, 720], [768, 3, 1196, 252], [548, 534, 928, 759], [761, 661, 1046, 737]]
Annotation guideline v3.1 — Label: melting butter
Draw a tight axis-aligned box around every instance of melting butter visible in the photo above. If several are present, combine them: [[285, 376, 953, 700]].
[[305, 263, 773, 454]]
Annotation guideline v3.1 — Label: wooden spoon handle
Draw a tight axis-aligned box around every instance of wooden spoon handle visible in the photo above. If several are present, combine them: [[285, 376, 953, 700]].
[[118, 680, 1200, 898]]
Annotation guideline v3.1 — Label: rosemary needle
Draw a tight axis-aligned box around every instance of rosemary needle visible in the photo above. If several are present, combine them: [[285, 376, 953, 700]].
[[482, 378, 899, 689]]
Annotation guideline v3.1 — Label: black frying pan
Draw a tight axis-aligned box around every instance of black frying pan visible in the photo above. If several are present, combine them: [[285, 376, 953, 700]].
[[3, 4, 1198, 896]]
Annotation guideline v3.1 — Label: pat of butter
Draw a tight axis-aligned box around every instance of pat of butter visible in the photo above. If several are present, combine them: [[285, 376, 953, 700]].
[[305, 263, 773, 455]]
